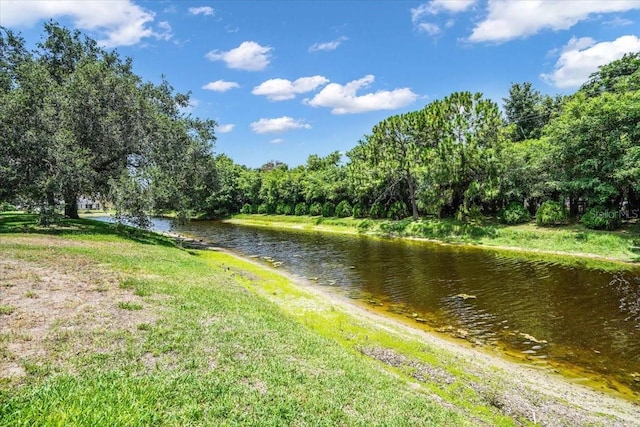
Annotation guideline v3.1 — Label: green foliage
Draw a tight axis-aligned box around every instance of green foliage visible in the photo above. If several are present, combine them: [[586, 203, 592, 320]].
[[335, 200, 352, 218], [499, 202, 531, 224], [321, 201, 335, 217], [240, 203, 253, 214], [387, 201, 409, 220], [1, 24, 217, 222], [257, 203, 270, 214], [309, 202, 322, 216], [369, 202, 386, 219], [0, 201, 16, 212], [294, 202, 308, 216], [352, 202, 367, 218], [357, 219, 374, 231], [536, 201, 569, 226], [581, 206, 622, 230], [283, 204, 294, 215]]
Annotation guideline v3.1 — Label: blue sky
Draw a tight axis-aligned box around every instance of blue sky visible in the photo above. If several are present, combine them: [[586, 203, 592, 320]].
[[2, 1, 640, 168]]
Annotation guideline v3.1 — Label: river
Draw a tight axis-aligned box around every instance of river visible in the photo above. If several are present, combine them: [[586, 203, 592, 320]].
[[97, 216, 640, 397]]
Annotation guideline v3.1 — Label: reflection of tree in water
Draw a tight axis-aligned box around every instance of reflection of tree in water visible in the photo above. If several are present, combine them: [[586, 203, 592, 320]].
[[609, 274, 640, 326]]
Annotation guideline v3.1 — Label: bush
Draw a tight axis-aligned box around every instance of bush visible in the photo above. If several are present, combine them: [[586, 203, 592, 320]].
[[369, 202, 386, 219], [536, 200, 568, 226], [387, 201, 409, 220], [321, 202, 335, 217], [581, 206, 622, 230], [352, 202, 367, 218], [294, 202, 308, 216], [335, 200, 352, 218], [0, 201, 16, 212], [357, 219, 374, 231], [256, 203, 270, 214], [499, 202, 531, 224], [274, 203, 295, 215], [240, 203, 253, 214], [309, 202, 323, 216]]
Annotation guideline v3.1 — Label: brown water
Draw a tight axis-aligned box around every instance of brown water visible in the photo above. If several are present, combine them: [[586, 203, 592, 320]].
[[114, 217, 640, 398]]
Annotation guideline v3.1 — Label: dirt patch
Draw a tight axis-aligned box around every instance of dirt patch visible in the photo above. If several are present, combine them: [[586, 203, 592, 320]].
[[0, 254, 157, 383]]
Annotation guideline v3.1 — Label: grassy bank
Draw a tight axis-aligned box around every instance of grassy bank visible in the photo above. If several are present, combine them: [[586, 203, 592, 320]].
[[0, 213, 488, 425], [227, 214, 640, 268], [2, 213, 638, 426]]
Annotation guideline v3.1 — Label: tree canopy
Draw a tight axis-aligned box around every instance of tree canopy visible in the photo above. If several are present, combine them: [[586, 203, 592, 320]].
[[1, 23, 216, 224]]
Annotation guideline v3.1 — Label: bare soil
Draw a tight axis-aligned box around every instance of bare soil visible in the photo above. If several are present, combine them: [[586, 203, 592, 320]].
[[0, 236, 157, 384]]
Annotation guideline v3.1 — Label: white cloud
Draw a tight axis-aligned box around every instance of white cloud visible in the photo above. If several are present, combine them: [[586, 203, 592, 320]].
[[202, 80, 240, 92], [252, 76, 329, 101], [270, 138, 284, 144], [304, 75, 418, 114], [0, 0, 170, 47], [188, 6, 214, 16], [418, 23, 442, 36], [250, 117, 311, 134], [541, 35, 640, 88], [206, 41, 272, 71], [217, 124, 235, 133], [470, 0, 640, 43], [411, 0, 476, 23], [309, 36, 348, 52], [411, 1, 475, 38], [604, 17, 634, 26]]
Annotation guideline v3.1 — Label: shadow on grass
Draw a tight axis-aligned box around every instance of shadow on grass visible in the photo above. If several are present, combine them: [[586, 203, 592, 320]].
[[0, 212, 176, 248]]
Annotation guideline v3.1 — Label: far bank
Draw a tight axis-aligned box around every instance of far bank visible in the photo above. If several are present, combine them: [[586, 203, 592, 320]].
[[224, 214, 640, 269]]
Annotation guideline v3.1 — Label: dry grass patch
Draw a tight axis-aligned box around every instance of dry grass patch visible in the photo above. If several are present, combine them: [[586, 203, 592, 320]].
[[0, 250, 158, 385]]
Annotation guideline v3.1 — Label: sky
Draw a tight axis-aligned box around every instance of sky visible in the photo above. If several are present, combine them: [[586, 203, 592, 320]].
[[2, 0, 640, 168]]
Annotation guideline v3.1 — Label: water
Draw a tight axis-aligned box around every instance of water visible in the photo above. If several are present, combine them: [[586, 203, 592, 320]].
[[97, 216, 640, 396]]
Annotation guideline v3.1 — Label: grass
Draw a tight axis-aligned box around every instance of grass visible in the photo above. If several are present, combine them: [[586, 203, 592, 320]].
[[116, 301, 143, 311], [0, 213, 483, 426], [0, 305, 16, 315], [227, 214, 640, 269]]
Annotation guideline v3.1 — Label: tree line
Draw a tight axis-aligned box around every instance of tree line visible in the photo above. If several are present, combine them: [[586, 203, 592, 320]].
[[2, 24, 639, 230], [205, 52, 639, 230]]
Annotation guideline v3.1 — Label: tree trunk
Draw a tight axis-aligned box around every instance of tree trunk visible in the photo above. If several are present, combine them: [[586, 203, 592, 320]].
[[64, 192, 79, 219], [405, 170, 419, 220]]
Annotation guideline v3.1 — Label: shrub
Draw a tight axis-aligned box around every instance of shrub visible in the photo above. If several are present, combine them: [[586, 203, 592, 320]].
[[256, 203, 269, 214], [294, 202, 308, 216], [581, 206, 622, 230], [309, 202, 323, 216], [240, 203, 253, 214], [387, 201, 409, 220], [352, 202, 367, 218], [0, 201, 16, 212], [357, 219, 374, 231], [335, 200, 352, 218], [321, 201, 335, 217], [282, 204, 294, 215], [369, 202, 386, 219], [536, 200, 568, 226], [499, 202, 531, 224]]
